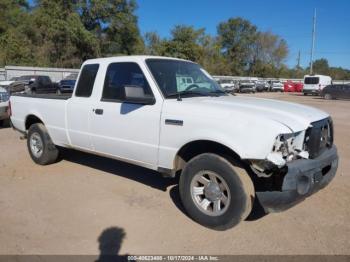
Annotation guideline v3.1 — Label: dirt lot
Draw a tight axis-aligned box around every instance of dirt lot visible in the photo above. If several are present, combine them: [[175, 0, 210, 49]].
[[0, 92, 349, 255]]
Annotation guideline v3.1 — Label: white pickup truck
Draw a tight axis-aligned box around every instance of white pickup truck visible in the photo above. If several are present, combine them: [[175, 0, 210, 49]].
[[10, 56, 338, 230]]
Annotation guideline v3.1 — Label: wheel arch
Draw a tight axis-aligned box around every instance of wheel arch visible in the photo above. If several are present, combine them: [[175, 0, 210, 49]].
[[173, 140, 243, 174], [25, 114, 44, 130]]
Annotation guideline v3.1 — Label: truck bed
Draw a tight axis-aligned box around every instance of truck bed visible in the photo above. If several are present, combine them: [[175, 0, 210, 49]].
[[10, 93, 71, 147]]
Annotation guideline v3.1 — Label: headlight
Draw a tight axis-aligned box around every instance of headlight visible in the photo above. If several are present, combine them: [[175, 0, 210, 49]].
[[272, 133, 294, 158], [268, 131, 308, 167]]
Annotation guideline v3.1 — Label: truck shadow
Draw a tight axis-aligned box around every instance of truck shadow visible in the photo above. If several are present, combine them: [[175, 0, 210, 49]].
[[95, 227, 128, 262], [60, 148, 267, 223], [59, 148, 178, 192]]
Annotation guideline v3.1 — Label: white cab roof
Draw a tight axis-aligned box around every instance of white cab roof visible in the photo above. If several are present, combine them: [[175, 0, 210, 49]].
[[83, 55, 193, 65]]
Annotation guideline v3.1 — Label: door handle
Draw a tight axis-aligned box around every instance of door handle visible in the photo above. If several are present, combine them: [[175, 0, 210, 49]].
[[93, 108, 104, 115]]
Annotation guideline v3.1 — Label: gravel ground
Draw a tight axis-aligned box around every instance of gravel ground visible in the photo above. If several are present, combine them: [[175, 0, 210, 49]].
[[0, 92, 349, 255]]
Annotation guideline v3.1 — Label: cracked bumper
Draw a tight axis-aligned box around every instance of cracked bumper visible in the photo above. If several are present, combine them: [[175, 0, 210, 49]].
[[256, 145, 338, 213]]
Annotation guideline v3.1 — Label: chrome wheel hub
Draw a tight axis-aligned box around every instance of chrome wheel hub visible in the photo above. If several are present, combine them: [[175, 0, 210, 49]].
[[190, 170, 231, 216], [30, 132, 43, 158], [204, 182, 222, 201]]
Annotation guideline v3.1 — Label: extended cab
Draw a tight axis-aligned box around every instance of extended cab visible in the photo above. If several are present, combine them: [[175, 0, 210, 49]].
[[10, 56, 338, 230]]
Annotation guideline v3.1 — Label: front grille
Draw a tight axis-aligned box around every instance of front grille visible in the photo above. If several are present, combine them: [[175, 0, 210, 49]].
[[304, 118, 334, 159]]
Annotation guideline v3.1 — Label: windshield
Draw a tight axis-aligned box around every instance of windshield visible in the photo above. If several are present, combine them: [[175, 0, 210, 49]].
[[304, 77, 319, 85], [146, 59, 225, 98]]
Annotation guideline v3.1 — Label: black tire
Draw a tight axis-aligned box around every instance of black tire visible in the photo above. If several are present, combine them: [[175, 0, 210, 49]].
[[179, 153, 254, 230], [0, 120, 3, 127], [303, 93, 307, 96], [27, 123, 59, 165]]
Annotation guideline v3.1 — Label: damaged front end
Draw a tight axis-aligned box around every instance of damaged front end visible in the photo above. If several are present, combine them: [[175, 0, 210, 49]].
[[247, 117, 338, 213]]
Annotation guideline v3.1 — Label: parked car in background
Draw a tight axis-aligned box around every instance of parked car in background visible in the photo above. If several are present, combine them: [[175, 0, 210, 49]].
[[7, 75, 37, 94], [64, 73, 78, 80], [270, 81, 284, 92], [9, 75, 58, 94], [303, 75, 332, 96], [294, 81, 304, 92], [0, 87, 10, 126], [219, 79, 239, 93], [321, 84, 350, 100], [239, 80, 256, 93], [0, 77, 20, 89], [284, 80, 296, 92], [10, 75, 58, 94], [255, 80, 269, 92], [57, 79, 76, 94]]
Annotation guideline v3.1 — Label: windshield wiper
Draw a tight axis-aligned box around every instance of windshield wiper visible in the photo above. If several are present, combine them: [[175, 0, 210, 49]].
[[166, 91, 212, 101], [209, 90, 227, 96]]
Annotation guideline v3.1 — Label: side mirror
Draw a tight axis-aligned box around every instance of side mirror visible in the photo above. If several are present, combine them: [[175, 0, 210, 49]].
[[124, 85, 155, 105]]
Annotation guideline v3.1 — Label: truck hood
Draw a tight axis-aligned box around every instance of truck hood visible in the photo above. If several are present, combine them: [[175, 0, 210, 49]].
[[168, 96, 329, 132]]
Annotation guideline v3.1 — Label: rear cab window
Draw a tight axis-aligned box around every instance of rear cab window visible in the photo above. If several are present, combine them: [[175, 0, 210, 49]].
[[75, 64, 100, 97]]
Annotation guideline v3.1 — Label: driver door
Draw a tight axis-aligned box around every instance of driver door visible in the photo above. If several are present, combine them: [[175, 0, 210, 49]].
[[89, 62, 161, 168]]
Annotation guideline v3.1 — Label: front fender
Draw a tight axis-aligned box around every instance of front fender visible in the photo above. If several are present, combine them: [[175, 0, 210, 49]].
[[157, 113, 291, 170]]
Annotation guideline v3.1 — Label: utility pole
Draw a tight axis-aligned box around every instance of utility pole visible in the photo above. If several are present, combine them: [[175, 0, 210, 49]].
[[310, 8, 316, 75], [297, 50, 301, 68]]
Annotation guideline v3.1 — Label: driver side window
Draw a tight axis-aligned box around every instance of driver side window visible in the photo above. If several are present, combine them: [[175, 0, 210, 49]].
[[102, 62, 153, 102]]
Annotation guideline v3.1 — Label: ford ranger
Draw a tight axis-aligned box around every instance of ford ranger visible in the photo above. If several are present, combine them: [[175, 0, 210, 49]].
[[9, 56, 338, 230]]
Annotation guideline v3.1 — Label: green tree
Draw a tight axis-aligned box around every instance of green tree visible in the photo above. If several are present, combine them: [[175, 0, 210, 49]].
[[250, 31, 289, 76], [217, 17, 258, 75], [197, 35, 231, 75], [78, 0, 144, 56], [164, 25, 206, 61], [144, 31, 171, 56], [311, 58, 330, 75], [30, 0, 100, 67], [0, 0, 33, 66]]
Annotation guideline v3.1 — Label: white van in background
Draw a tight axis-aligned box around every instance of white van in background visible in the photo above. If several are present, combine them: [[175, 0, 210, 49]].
[[303, 75, 332, 95]]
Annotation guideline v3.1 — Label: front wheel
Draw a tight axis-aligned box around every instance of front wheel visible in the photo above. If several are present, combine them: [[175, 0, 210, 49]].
[[179, 153, 255, 230], [27, 123, 59, 165]]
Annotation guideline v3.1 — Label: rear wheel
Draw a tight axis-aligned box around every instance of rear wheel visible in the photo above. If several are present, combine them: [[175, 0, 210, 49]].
[[27, 123, 59, 165], [179, 153, 254, 230], [324, 93, 333, 100], [0, 120, 3, 127], [303, 93, 307, 96]]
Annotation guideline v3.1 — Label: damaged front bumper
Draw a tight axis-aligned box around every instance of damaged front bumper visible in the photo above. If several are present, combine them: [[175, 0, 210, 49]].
[[256, 145, 338, 213]]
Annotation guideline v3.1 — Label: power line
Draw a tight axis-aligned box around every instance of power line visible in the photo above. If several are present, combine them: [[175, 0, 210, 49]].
[[310, 8, 316, 74]]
